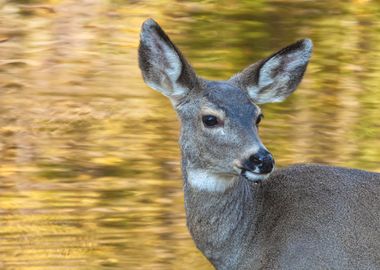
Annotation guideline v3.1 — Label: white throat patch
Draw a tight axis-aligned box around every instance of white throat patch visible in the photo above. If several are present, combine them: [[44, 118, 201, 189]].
[[187, 169, 236, 192]]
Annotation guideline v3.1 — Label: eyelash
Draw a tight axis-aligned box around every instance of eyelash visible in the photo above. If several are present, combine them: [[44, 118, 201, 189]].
[[202, 115, 220, 127], [256, 114, 264, 125], [201, 113, 262, 128]]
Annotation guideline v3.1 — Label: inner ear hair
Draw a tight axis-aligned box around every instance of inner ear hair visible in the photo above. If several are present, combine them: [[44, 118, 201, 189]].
[[138, 19, 200, 105], [228, 39, 312, 104]]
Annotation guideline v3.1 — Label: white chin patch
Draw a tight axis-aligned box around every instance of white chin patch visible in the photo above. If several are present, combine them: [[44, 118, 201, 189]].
[[187, 169, 235, 192], [242, 171, 270, 182]]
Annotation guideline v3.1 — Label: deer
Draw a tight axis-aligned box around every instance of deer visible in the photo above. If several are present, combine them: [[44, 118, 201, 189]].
[[138, 18, 380, 270]]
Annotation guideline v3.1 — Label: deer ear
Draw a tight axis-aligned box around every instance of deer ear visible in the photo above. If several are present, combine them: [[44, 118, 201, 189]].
[[139, 19, 199, 105], [229, 39, 312, 104]]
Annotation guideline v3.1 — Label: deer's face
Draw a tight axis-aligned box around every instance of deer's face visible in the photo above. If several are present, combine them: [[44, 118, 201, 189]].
[[178, 81, 274, 182], [138, 19, 312, 191]]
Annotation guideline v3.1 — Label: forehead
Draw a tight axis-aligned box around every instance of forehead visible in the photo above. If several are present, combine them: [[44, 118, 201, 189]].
[[202, 81, 259, 117]]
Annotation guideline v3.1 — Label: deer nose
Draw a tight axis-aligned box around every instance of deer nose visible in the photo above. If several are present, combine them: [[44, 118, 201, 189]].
[[247, 149, 274, 174]]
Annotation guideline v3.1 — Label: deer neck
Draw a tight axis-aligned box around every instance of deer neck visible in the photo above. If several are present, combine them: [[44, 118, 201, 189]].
[[183, 166, 258, 268]]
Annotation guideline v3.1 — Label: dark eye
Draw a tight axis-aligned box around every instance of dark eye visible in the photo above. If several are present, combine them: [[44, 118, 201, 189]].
[[256, 114, 264, 126], [202, 115, 219, 127]]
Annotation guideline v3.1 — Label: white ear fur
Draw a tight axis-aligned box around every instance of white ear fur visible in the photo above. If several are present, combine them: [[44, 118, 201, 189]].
[[140, 25, 182, 95], [230, 39, 313, 104], [138, 19, 197, 104]]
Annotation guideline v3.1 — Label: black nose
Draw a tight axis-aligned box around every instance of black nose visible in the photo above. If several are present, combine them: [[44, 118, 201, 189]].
[[247, 149, 274, 174]]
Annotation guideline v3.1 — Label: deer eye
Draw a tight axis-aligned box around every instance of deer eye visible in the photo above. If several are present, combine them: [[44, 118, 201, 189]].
[[256, 114, 264, 126], [202, 115, 219, 127]]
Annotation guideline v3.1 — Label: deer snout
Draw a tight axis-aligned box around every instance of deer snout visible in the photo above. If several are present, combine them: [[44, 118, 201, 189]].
[[244, 149, 275, 174]]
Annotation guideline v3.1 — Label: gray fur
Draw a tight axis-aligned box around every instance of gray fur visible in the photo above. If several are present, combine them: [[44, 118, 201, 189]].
[[185, 164, 380, 270], [138, 19, 380, 269]]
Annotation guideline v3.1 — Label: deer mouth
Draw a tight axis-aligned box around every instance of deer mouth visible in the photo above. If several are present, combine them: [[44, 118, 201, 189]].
[[240, 169, 270, 183], [233, 161, 273, 183]]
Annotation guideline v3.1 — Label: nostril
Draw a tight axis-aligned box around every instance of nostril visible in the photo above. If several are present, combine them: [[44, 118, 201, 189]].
[[261, 155, 274, 173], [249, 154, 263, 165]]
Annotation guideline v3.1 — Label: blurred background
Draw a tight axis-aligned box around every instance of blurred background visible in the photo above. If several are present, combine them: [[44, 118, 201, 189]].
[[1, 0, 380, 269]]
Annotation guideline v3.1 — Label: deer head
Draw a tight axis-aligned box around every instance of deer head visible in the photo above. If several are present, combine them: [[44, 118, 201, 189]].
[[139, 19, 312, 192]]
